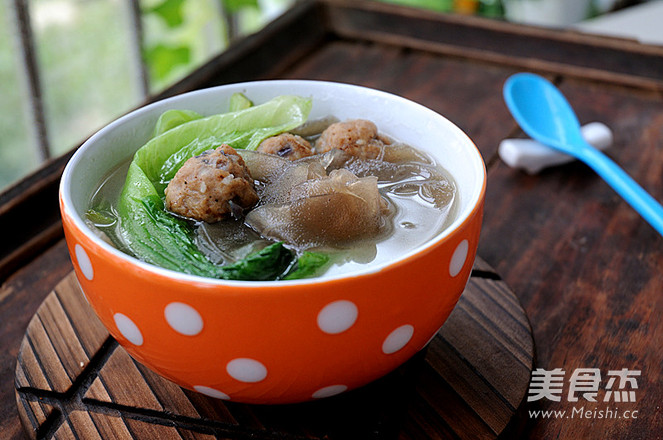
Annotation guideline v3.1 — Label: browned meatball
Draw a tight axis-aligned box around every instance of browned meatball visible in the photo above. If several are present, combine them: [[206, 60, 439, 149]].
[[165, 144, 258, 223], [315, 119, 390, 160], [257, 133, 313, 160]]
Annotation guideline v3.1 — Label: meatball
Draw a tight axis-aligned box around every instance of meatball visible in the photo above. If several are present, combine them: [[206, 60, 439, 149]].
[[165, 144, 258, 223], [257, 133, 313, 160], [315, 119, 390, 160]]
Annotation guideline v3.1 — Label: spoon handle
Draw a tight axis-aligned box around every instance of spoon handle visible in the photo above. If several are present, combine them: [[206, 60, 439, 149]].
[[580, 146, 663, 236]]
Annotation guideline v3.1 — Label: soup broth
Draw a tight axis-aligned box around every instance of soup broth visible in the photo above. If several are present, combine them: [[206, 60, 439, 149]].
[[88, 144, 457, 279], [87, 105, 458, 280]]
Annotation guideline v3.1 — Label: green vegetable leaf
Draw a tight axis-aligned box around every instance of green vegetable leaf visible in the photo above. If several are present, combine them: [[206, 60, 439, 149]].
[[136, 95, 310, 184], [140, 94, 312, 192], [133, 195, 221, 277], [284, 251, 331, 280], [86, 207, 116, 228], [158, 138, 224, 185], [154, 109, 202, 137], [219, 242, 294, 281], [125, 198, 296, 280], [85, 207, 125, 252], [229, 93, 253, 112], [116, 95, 312, 279]]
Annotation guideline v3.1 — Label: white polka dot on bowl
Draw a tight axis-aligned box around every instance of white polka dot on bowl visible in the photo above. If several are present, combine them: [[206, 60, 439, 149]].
[[312, 384, 348, 399], [226, 358, 267, 383], [317, 300, 358, 334], [113, 313, 143, 346], [74, 244, 94, 281], [193, 385, 230, 400], [382, 324, 414, 354], [449, 239, 469, 277], [164, 302, 203, 336]]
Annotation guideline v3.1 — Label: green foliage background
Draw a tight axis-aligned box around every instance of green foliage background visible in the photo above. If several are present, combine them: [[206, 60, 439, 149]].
[[0, 0, 610, 191], [0, 0, 286, 190]]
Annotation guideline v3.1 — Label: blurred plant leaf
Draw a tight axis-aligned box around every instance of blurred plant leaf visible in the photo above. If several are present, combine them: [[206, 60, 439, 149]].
[[222, 0, 259, 13], [145, 0, 186, 27], [378, 0, 454, 12], [144, 44, 191, 81]]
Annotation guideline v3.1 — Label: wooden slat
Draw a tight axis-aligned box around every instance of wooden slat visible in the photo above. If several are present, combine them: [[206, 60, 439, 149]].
[[130, 362, 206, 419], [132, 362, 235, 422], [425, 336, 514, 433], [456, 279, 533, 370], [121, 417, 186, 440], [64, 411, 104, 440], [0, 154, 68, 282], [86, 412, 134, 440], [93, 348, 165, 412], [15, 338, 53, 392], [180, 388, 243, 429], [14, 391, 54, 440], [38, 292, 92, 383], [399, 391, 460, 439], [53, 420, 76, 440], [440, 300, 531, 403], [16, 257, 533, 439], [53, 275, 109, 359], [24, 318, 72, 393], [324, 0, 663, 91], [414, 363, 497, 439]]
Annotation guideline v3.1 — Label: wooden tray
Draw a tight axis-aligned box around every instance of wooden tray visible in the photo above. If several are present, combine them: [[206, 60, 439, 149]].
[[15, 258, 533, 439]]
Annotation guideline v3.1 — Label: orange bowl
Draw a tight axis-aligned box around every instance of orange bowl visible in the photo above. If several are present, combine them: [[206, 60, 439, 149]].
[[59, 80, 486, 404]]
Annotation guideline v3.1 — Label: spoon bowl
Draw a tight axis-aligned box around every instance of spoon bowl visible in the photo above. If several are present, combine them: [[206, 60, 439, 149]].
[[503, 72, 663, 236], [504, 73, 587, 153]]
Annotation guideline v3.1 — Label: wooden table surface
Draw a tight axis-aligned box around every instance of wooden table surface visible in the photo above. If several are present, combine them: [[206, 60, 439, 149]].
[[2, 0, 663, 438]]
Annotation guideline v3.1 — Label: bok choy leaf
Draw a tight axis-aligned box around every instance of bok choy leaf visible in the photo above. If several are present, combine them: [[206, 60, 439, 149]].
[[115, 95, 312, 279]]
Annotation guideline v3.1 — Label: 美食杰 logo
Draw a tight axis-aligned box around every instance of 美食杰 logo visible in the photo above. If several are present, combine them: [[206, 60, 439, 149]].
[[527, 368, 641, 420]]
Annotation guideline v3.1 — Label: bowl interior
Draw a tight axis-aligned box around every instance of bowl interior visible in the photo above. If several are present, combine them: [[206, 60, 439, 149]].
[[62, 80, 485, 282]]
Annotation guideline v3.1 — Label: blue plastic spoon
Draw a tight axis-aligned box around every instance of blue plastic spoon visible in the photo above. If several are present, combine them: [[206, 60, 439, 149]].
[[503, 72, 663, 236]]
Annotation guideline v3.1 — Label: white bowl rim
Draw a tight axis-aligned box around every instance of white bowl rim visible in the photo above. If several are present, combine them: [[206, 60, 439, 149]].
[[60, 79, 486, 287]]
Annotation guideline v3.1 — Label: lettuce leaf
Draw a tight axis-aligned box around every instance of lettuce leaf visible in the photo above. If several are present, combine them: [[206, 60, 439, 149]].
[[153, 109, 202, 137], [228, 92, 253, 112], [284, 251, 330, 280], [218, 242, 294, 281], [115, 95, 312, 278]]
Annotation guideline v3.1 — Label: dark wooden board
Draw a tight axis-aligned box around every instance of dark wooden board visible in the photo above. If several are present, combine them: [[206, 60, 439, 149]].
[[3, 0, 663, 439], [479, 76, 663, 439], [16, 258, 533, 439]]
